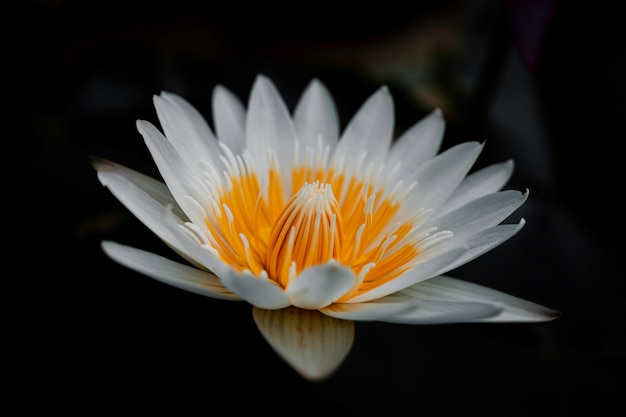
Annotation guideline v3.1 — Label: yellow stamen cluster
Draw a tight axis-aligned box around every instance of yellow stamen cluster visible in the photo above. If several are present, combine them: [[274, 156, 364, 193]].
[[204, 162, 419, 300]]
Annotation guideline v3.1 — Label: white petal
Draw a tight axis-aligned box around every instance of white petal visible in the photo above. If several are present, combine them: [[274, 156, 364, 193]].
[[293, 78, 339, 149], [96, 171, 190, 257], [253, 306, 354, 381], [285, 262, 356, 309], [401, 276, 560, 322], [333, 85, 394, 168], [220, 270, 291, 309], [380, 300, 502, 324], [92, 157, 185, 219], [434, 160, 515, 219], [101, 241, 241, 300], [423, 189, 528, 242], [136, 120, 208, 221], [386, 108, 445, 182], [245, 74, 297, 182], [212, 85, 246, 154], [402, 141, 483, 216], [435, 220, 526, 272], [348, 248, 466, 303], [153, 92, 222, 172], [321, 297, 417, 321]]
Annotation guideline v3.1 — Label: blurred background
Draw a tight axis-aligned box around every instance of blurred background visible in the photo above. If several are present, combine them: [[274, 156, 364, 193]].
[[12, 0, 624, 414]]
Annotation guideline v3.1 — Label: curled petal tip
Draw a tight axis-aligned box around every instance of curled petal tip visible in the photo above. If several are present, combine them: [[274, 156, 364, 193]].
[[88, 155, 106, 171], [544, 308, 561, 321], [252, 306, 355, 381]]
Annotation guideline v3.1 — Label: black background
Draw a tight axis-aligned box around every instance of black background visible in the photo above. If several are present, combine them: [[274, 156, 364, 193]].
[[12, 0, 625, 414]]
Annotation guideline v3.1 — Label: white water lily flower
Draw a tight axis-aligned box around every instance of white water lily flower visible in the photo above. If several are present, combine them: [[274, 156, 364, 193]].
[[93, 74, 559, 380]]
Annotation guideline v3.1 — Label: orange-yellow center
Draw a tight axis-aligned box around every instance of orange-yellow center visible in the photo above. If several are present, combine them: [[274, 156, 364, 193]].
[[204, 166, 419, 300]]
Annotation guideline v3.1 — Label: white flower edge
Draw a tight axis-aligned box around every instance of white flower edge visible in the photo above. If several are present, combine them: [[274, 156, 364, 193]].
[[322, 275, 559, 323], [101, 240, 241, 301], [401, 275, 561, 322]]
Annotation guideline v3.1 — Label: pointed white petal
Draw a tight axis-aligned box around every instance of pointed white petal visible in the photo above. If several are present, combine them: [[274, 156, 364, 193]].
[[245, 75, 297, 178], [253, 306, 354, 381], [348, 248, 466, 303], [285, 262, 356, 309], [387, 108, 445, 182], [154, 92, 222, 172], [220, 270, 291, 309], [212, 85, 246, 154], [434, 160, 515, 219], [136, 120, 208, 221], [101, 241, 241, 300], [334, 86, 394, 168], [402, 275, 560, 322], [96, 171, 190, 255], [423, 189, 528, 242], [321, 297, 417, 321], [293, 78, 339, 149], [92, 157, 185, 219], [403, 141, 483, 215], [380, 300, 502, 324], [434, 220, 526, 272]]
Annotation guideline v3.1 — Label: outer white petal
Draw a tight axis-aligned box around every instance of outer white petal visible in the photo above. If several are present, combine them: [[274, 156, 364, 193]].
[[245, 75, 297, 185], [348, 248, 466, 304], [401, 276, 560, 322], [96, 171, 192, 259], [321, 297, 418, 321], [136, 120, 209, 223], [434, 160, 515, 219], [293, 78, 339, 149], [285, 262, 357, 309], [325, 293, 502, 324], [253, 307, 354, 381], [380, 300, 503, 324], [432, 220, 526, 272], [386, 108, 445, 182], [402, 141, 483, 216], [422, 189, 528, 242], [92, 157, 185, 219], [219, 269, 291, 309], [212, 85, 246, 154], [101, 241, 241, 300], [153, 92, 222, 173], [333, 86, 394, 168]]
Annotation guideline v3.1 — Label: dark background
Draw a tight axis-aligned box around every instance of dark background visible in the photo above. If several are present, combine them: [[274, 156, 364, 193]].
[[12, 0, 624, 414]]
